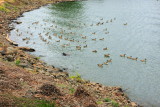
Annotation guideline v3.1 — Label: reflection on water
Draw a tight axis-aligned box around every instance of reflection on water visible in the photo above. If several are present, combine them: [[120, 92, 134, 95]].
[[10, 0, 160, 106]]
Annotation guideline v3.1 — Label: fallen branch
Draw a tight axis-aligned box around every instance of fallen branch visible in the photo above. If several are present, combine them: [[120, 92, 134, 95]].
[[6, 34, 18, 46]]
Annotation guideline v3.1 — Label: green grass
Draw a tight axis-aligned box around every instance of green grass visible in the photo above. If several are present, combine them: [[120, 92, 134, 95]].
[[69, 88, 75, 94], [69, 73, 82, 81], [104, 98, 111, 102], [15, 59, 20, 65], [111, 101, 119, 107], [0, 94, 56, 107]]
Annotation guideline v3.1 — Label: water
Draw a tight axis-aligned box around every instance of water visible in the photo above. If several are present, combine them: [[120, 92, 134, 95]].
[[10, 0, 160, 106]]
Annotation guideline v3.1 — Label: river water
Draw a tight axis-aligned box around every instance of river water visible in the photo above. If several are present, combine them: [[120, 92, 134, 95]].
[[10, 0, 160, 106]]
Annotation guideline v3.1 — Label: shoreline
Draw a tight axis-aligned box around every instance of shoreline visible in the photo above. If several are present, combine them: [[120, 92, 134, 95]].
[[0, 0, 139, 106]]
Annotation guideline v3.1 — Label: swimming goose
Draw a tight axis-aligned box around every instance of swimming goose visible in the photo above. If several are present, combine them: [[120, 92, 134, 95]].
[[83, 45, 87, 48], [56, 40, 60, 42], [124, 23, 127, 25], [97, 64, 103, 67], [131, 57, 138, 61], [104, 54, 110, 57], [107, 59, 112, 63], [82, 36, 87, 39], [120, 54, 126, 57], [103, 47, 108, 50], [92, 50, 97, 53], [140, 59, 147, 62], [103, 62, 108, 65], [92, 38, 96, 41], [99, 38, 104, 40], [127, 56, 132, 59]]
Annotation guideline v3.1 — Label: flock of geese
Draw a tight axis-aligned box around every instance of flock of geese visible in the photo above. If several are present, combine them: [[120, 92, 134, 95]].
[[13, 16, 147, 68]]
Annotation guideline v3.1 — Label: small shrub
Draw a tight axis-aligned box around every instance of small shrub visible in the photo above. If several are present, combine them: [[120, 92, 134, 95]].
[[15, 60, 20, 65], [69, 73, 82, 81], [69, 88, 75, 94], [104, 98, 111, 102], [111, 101, 119, 107], [96, 101, 103, 104]]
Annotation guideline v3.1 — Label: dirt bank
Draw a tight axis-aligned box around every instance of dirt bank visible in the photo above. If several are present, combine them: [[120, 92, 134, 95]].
[[0, 0, 139, 106]]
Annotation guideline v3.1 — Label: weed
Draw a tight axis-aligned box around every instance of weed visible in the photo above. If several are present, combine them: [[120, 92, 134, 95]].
[[15, 59, 20, 65], [111, 101, 119, 107], [69, 88, 75, 94], [69, 72, 82, 81], [96, 101, 103, 104], [104, 98, 111, 102]]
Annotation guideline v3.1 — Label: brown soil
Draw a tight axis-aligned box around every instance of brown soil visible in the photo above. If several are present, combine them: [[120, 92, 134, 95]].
[[0, 0, 140, 107]]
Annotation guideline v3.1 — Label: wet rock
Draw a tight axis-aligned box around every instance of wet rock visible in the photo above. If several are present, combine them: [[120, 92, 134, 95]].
[[18, 63, 29, 68], [15, 21, 22, 24], [131, 102, 137, 107], [40, 84, 62, 96]]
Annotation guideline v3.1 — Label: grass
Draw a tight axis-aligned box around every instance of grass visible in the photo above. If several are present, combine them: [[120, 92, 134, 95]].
[[15, 59, 20, 65], [104, 98, 111, 102], [0, 94, 56, 107], [0, 5, 9, 12], [69, 88, 75, 94], [69, 73, 82, 81], [111, 101, 119, 107]]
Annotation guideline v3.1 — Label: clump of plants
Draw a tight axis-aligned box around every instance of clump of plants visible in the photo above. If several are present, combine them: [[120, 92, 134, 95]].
[[15, 59, 20, 65], [69, 73, 82, 81]]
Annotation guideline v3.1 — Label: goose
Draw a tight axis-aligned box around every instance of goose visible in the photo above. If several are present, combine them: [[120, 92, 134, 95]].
[[56, 40, 60, 42], [127, 56, 132, 59], [124, 23, 127, 25], [83, 45, 87, 48], [107, 59, 112, 63], [76, 46, 81, 50], [103, 47, 108, 50], [92, 38, 96, 41], [92, 50, 97, 53], [82, 36, 87, 39], [131, 57, 138, 61], [120, 54, 126, 57], [58, 35, 63, 39], [54, 33, 57, 36], [64, 38, 68, 40], [140, 59, 147, 62], [70, 39, 74, 42], [99, 38, 104, 40], [97, 64, 103, 67], [104, 54, 110, 57], [103, 62, 108, 65], [92, 32, 96, 35]]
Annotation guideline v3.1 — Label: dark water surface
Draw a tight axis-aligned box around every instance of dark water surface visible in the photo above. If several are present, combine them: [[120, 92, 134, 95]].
[[10, 0, 160, 106]]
